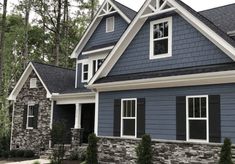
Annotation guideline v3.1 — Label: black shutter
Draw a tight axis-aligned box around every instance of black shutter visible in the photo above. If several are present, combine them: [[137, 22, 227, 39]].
[[137, 98, 145, 138], [113, 99, 121, 137], [209, 95, 221, 143], [23, 105, 28, 129], [176, 96, 186, 141], [33, 104, 39, 129]]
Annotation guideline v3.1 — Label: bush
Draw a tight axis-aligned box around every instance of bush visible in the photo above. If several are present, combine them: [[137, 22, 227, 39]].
[[136, 134, 153, 164], [23, 150, 35, 158], [86, 133, 98, 164], [69, 150, 79, 160], [1, 151, 9, 158], [9, 149, 17, 157], [15, 150, 25, 157], [219, 138, 233, 164]]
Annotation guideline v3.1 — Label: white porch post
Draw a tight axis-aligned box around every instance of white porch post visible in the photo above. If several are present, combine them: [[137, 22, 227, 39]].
[[74, 103, 82, 129]]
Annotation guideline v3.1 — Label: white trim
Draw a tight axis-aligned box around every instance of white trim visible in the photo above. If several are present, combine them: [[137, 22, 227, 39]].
[[106, 16, 115, 33], [186, 95, 209, 143], [88, 0, 235, 85], [70, 0, 131, 59], [82, 63, 89, 83], [10, 103, 15, 150], [120, 98, 137, 139], [29, 78, 37, 88], [8, 62, 51, 101], [50, 100, 54, 129], [228, 30, 235, 37], [75, 61, 78, 88], [94, 92, 99, 135], [88, 70, 235, 92], [82, 46, 114, 55], [149, 17, 172, 60], [26, 103, 35, 130], [51, 92, 95, 99]]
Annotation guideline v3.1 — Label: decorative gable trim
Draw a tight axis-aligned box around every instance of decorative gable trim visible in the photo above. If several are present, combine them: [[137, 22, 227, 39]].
[[8, 62, 51, 101], [70, 0, 131, 59], [88, 0, 235, 86]]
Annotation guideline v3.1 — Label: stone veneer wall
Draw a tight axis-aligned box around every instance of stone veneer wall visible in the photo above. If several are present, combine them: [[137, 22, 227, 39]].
[[11, 71, 51, 154], [98, 137, 222, 164]]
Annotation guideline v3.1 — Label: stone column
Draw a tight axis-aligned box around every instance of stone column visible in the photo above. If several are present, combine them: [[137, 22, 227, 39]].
[[71, 128, 83, 150]]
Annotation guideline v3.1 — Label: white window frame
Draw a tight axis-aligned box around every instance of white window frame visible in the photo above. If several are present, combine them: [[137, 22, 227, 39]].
[[149, 17, 172, 60], [186, 95, 209, 143], [82, 63, 89, 83], [92, 59, 104, 75], [106, 16, 115, 33], [30, 78, 37, 88], [121, 98, 137, 138], [26, 102, 35, 130]]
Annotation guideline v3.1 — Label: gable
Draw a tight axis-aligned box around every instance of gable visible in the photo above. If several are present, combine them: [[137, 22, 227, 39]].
[[108, 13, 233, 76], [79, 13, 129, 59]]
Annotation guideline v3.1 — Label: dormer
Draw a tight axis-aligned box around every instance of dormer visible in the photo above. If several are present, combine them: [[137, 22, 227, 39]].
[[73, 0, 136, 89]]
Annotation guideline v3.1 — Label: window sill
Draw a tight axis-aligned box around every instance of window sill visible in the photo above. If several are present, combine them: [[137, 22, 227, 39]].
[[187, 139, 209, 144], [26, 128, 34, 130], [150, 53, 172, 60], [121, 135, 137, 139]]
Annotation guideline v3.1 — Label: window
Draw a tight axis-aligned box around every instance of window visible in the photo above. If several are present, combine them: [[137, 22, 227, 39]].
[[92, 59, 104, 76], [186, 96, 209, 142], [150, 17, 172, 59], [27, 104, 35, 129], [30, 78, 37, 88], [106, 16, 115, 33], [82, 64, 89, 82], [121, 99, 137, 138]]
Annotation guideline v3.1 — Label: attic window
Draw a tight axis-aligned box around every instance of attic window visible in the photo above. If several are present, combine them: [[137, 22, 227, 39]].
[[106, 16, 115, 33], [30, 78, 37, 88], [150, 17, 172, 60]]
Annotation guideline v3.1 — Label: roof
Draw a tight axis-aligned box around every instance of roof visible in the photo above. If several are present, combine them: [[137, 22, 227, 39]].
[[200, 3, 235, 34], [95, 62, 235, 84], [83, 41, 116, 52], [32, 62, 76, 94], [111, 0, 137, 20]]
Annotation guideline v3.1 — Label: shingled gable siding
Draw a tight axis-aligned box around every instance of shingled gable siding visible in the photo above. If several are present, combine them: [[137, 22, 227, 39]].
[[11, 71, 51, 153], [98, 83, 235, 143], [78, 13, 128, 60], [108, 13, 233, 76]]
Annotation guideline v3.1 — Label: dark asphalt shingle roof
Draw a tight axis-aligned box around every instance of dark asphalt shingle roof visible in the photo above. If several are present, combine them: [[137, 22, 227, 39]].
[[32, 62, 77, 94], [200, 3, 235, 33], [84, 41, 117, 51], [111, 0, 137, 20], [95, 63, 235, 84]]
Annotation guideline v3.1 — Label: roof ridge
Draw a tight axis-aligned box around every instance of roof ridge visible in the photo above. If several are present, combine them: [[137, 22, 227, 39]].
[[199, 3, 235, 13], [31, 61, 75, 71], [111, 0, 137, 13]]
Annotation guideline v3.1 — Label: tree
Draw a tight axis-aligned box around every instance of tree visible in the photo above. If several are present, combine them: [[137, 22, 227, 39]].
[[86, 133, 98, 164], [136, 134, 153, 164], [219, 138, 233, 164]]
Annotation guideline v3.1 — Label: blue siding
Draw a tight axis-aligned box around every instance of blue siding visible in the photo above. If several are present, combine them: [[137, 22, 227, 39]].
[[84, 14, 128, 52], [109, 14, 233, 76], [98, 84, 235, 143]]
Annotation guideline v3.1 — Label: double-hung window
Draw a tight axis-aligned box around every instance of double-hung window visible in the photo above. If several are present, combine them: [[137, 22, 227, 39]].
[[82, 64, 89, 82], [186, 96, 209, 142], [92, 59, 104, 76], [27, 104, 35, 129], [121, 99, 137, 138], [150, 17, 172, 59]]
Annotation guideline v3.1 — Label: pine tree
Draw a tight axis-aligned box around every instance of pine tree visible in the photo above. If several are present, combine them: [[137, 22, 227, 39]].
[[219, 138, 233, 164], [136, 134, 153, 164], [86, 133, 98, 164]]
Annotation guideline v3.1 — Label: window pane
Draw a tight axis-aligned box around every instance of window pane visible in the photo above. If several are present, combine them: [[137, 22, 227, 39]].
[[194, 98, 200, 118], [131, 100, 135, 117], [28, 117, 34, 128], [84, 64, 88, 72], [28, 106, 34, 116], [123, 119, 135, 136], [84, 73, 88, 80], [201, 98, 207, 118], [153, 22, 168, 39], [127, 101, 131, 117], [93, 60, 96, 76], [97, 59, 103, 69], [163, 22, 168, 37], [188, 98, 194, 117], [189, 120, 207, 140], [154, 39, 168, 55]]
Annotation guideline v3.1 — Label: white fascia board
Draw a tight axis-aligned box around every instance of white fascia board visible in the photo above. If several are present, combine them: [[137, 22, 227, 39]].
[[88, 0, 235, 85], [82, 46, 114, 55], [168, 0, 235, 60], [8, 62, 52, 101], [51, 92, 96, 100], [70, 0, 131, 59], [88, 70, 235, 92]]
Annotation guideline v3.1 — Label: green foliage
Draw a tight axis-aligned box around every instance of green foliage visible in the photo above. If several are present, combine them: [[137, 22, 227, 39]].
[[69, 150, 79, 161], [23, 150, 35, 158], [136, 134, 153, 164], [219, 138, 233, 164], [86, 133, 98, 164], [9, 149, 17, 157], [15, 150, 25, 157], [33, 161, 40, 164]]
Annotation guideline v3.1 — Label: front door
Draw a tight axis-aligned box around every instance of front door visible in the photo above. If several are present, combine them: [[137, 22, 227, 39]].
[[81, 104, 95, 143]]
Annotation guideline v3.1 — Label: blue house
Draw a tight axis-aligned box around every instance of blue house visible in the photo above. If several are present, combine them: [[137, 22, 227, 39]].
[[8, 0, 235, 163]]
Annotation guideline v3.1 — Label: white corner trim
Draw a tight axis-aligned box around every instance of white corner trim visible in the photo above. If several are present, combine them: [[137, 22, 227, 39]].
[[8, 62, 51, 101], [50, 100, 54, 129], [82, 46, 114, 55], [88, 0, 235, 86], [70, 0, 131, 59], [149, 17, 172, 60], [10, 102, 15, 150], [94, 92, 99, 135], [88, 70, 235, 92]]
